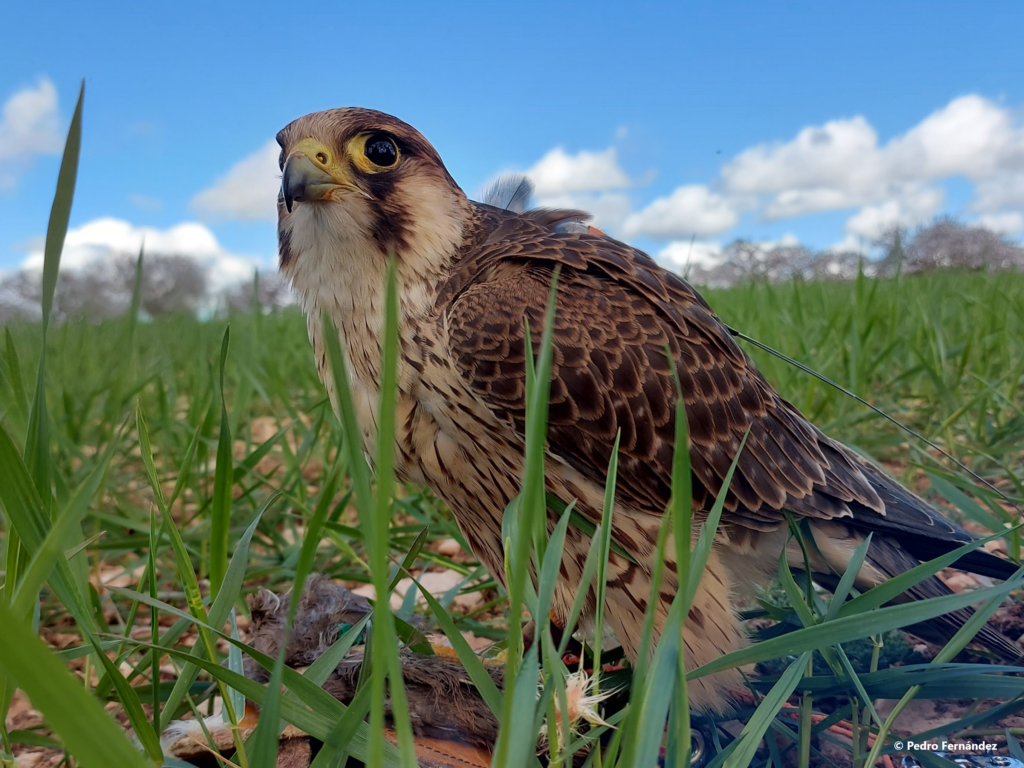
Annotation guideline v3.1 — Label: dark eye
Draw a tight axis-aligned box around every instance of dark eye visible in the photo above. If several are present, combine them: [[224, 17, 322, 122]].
[[364, 134, 398, 167]]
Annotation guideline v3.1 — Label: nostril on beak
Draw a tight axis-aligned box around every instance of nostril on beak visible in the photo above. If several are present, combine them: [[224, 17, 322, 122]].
[[281, 151, 338, 213]]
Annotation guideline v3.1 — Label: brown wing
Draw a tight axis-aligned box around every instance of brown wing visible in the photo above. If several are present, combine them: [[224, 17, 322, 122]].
[[442, 204, 1009, 566]]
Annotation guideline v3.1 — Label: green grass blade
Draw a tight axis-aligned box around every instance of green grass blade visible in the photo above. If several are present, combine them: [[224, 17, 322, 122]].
[[838, 526, 1017, 617], [691, 576, 1022, 680], [167, 421, 202, 511], [11, 437, 117, 616], [629, 597, 685, 768], [0, 424, 95, 632], [0, 602, 150, 768], [245, 646, 288, 768], [0, 422, 51, 552], [368, 261, 418, 768], [864, 561, 1024, 767], [668, 388, 693, 768], [929, 473, 1005, 531], [320, 263, 416, 768], [492, 643, 541, 768], [24, 359, 52, 509], [388, 525, 429, 594], [291, 464, 340, 624], [247, 463, 340, 767], [210, 326, 233, 595], [524, 271, 560, 562], [556, 522, 604, 657], [551, 494, 635, 565], [414, 574, 503, 716], [91, 641, 163, 764], [591, 432, 620, 688], [777, 543, 818, 630], [499, 270, 560, 766], [307, 683, 374, 768], [537, 503, 573, 624], [722, 652, 811, 768], [24, 81, 84, 512], [156, 502, 274, 730], [39, 82, 84, 334], [302, 615, 372, 687], [128, 638, 402, 766], [226, 610, 247, 735], [825, 533, 873, 621], [319, 310, 373, 519], [148, 509, 161, 731], [684, 428, 749, 610], [3, 329, 28, 422]]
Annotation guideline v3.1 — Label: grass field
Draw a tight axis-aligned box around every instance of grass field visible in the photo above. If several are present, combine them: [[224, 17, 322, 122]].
[[2, 90, 1024, 768]]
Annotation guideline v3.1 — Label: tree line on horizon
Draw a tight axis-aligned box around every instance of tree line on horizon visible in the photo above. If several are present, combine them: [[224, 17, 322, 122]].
[[683, 217, 1024, 287], [1, 216, 1022, 323]]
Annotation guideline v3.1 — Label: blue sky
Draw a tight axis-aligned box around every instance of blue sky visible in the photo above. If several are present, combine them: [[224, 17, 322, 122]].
[[2, 1, 1023, 280]]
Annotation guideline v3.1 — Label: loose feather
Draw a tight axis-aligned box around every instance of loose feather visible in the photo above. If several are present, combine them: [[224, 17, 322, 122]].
[[479, 173, 534, 213]]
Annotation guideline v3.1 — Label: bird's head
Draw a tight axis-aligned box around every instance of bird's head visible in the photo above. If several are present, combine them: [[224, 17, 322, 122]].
[[275, 108, 467, 287]]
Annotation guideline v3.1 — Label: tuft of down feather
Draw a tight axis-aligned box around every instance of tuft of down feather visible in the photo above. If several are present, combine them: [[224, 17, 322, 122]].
[[479, 173, 535, 213]]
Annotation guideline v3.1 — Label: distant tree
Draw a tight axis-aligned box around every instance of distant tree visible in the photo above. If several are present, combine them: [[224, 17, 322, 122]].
[[0, 252, 212, 323], [5, 217, 1022, 320], [53, 263, 127, 321], [684, 218, 1023, 289], [763, 244, 816, 282], [115, 253, 209, 316], [720, 240, 766, 279], [873, 226, 908, 276], [902, 218, 1024, 273], [810, 250, 866, 281], [222, 270, 295, 314], [0, 270, 42, 323], [686, 261, 743, 288], [701, 240, 818, 284]]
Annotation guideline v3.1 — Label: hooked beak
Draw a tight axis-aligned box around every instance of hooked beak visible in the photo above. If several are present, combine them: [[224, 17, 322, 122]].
[[281, 151, 340, 213]]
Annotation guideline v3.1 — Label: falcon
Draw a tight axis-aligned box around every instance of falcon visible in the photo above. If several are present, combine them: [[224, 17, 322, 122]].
[[275, 108, 1020, 711]]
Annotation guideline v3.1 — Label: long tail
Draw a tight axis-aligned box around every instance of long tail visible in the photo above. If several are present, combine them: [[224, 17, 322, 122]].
[[800, 517, 1022, 661]]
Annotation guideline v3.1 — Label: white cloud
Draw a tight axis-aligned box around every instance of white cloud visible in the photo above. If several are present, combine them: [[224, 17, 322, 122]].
[[20, 217, 261, 291], [0, 78, 62, 161], [978, 211, 1024, 235], [0, 78, 63, 189], [972, 172, 1024, 213], [534, 191, 633, 232], [843, 186, 945, 241], [886, 95, 1023, 180], [190, 140, 281, 221], [622, 185, 739, 239], [758, 233, 802, 249], [723, 116, 883, 218], [724, 116, 878, 197], [527, 146, 630, 196], [479, 145, 634, 231], [657, 240, 723, 270], [763, 188, 864, 220], [721, 95, 1024, 221], [826, 234, 867, 254]]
